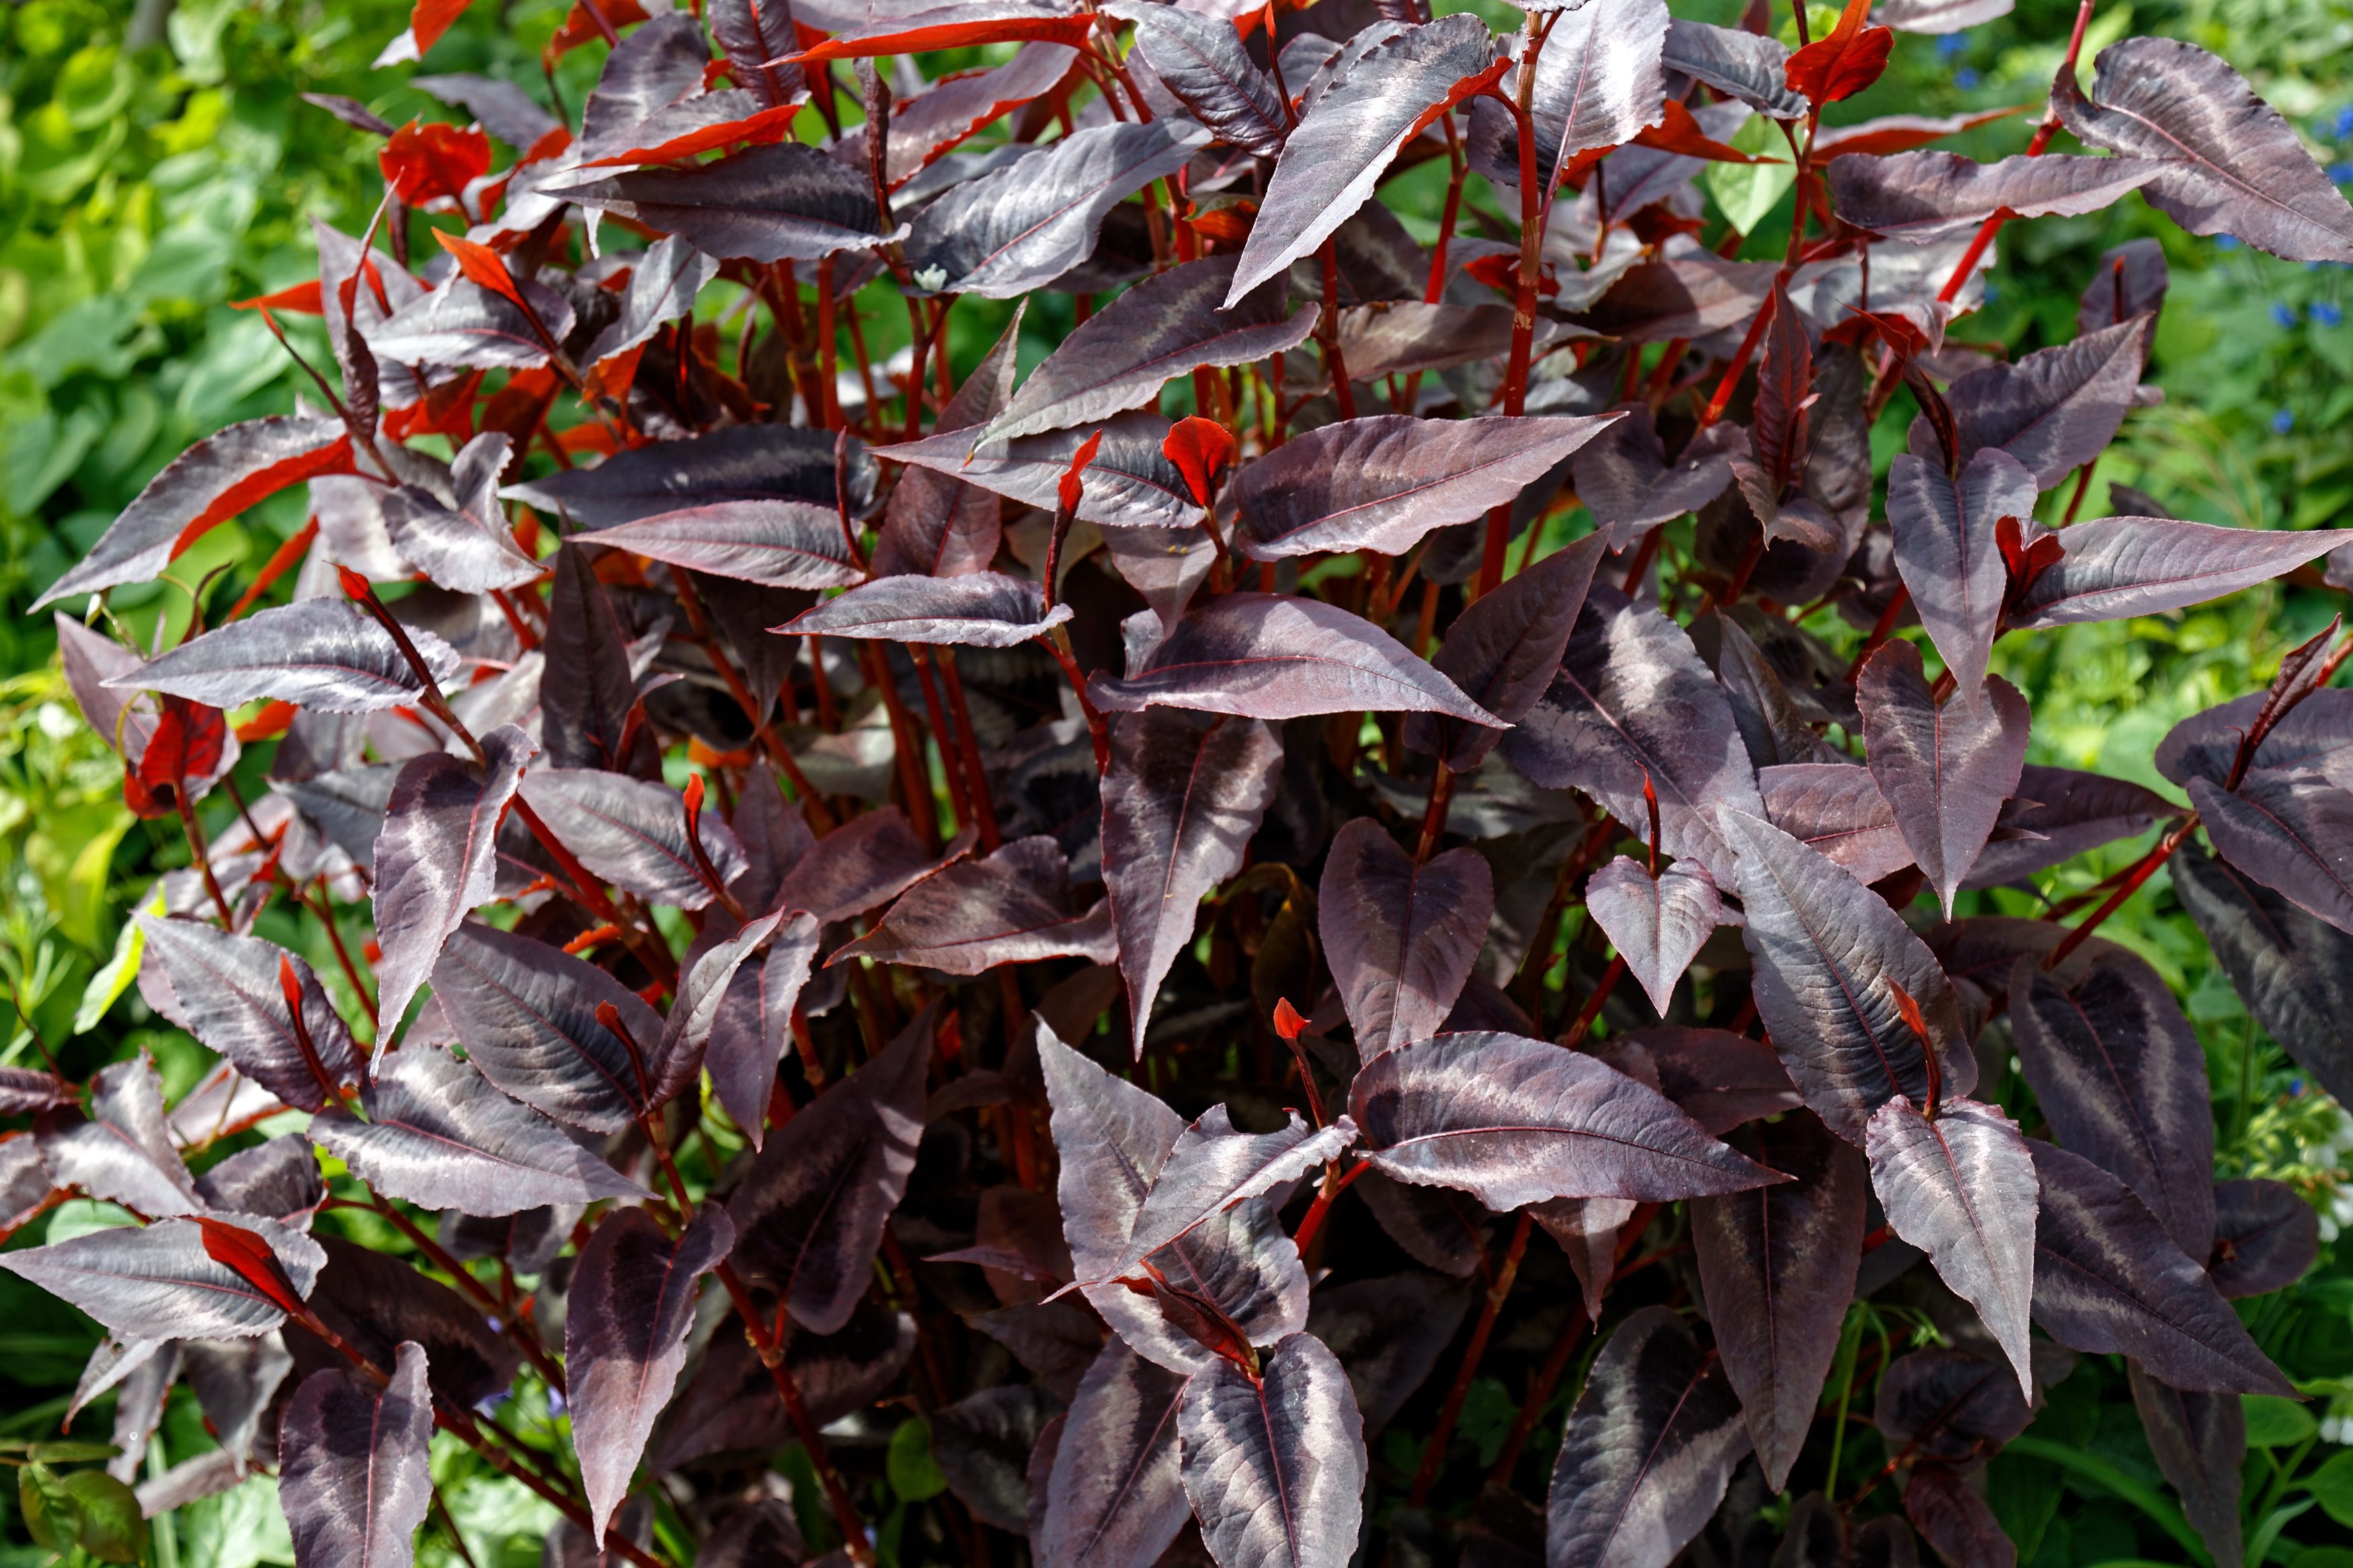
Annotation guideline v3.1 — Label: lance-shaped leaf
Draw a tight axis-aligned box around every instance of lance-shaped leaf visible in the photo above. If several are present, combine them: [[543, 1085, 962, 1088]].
[[0, 1216, 323, 1342], [832, 837, 1116, 973], [2190, 770, 2353, 937], [582, 502, 863, 589], [2128, 1361, 2245, 1568], [852, 44, 1075, 191], [792, 0, 1090, 60], [2053, 37, 2353, 263], [776, 807, 965, 925], [1092, 593, 1499, 725], [1660, 20, 1806, 119], [883, 409, 1197, 530], [366, 276, 575, 369], [874, 466, 1004, 579], [584, 232, 716, 370], [1229, 15, 1503, 304], [2009, 516, 2350, 627], [1102, 710, 1283, 1057], [1867, 1096, 2038, 1397], [1105, 0, 1285, 156], [1901, 1467, 2008, 1568], [1689, 1114, 1866, 1491], [705, 913, 821, 1147], [1033, 1340, 1192, 1568], [370, 725, 530, 1041], [1888, 448, 2038, 706], [56, 613, 154, 758], [1757, 763, 1914, 886], [380, 432, 539, 594], [36, 1055, 200, 1217], [33, 417, 353, 609], [311, 1048, 648, 1215], [2028, 1142, 2291, 1394], [1111, 1108, 1356, 1277], [1404, 531, 1611, 770], [1710, 613, 1845, 771], [194, 1134, 323, 1223], [517, 770, 748, 910], [983, 257, 1315, 444], [2009, 949, 2215, 1257], [1488, 0, 1669, 190], [1179, 1333, 1366, 1568], [569, 1205, 734, 1542], [1227, 415, 1616, 561], [278, 1341, 433, 1568], [537, 545, 660, 778], [928, 1385, 1059, 1532], [432, 922, 662, 1132], [2210, 1178, 2318, 1298], [776, 573, 1074, 647], [1721, 811, 1976, 1143], [509, 425, 867, 529], [1349, 1032, 1778, 1210], [1629, 1026, 1803, 1134], [661, 908, 789, 1102], [1812, 105, 2036, 155], [134, 917, 363, 1112], [2171, 841, 2353, 1107], [707, 0, 802, 110], [2157, 688, 2353, 791], [1319, 818, 1494, 1061], [1827, 150, 2157, 244], [1938, 315, 2154, 489], [1572, 409, 1744, 548], [552, 142, 893, 263], [1506, 587, 1765, 887], [907, 118, 1211, 298], [1545, 1306, 1752, 1568], [105, 599, 461, 714], [1585, 857, 1723, 1018], [1858, 641, 2030, 917], [727, 1006, 931, 1333]]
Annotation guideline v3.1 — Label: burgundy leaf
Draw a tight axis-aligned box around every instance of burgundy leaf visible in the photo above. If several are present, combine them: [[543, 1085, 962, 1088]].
[[931, 1386, 1060, 1532], [1180, 1332, 1367, 1568], [704, 912, 821, 1147], [278, 1342, 433, 1568], [1111, 1108, 1356, 1277], [1888, 448, 2038, 706], [1486, 0, 1669, 190], [1545, 1305, 1753, 1568], [1230, 15, 1503, 303], [727, 1005, 931, 1333], [2009, 515, 2349, 627], [1105, 0, 1283, 155], [409, 73, 561, 151], [650, 1303, 916, 1469], [1585, 856, 1723, 1017], [1757, 761, 1915, 886], [583, 501, 863, 589], [707, 0, 803, 109], [311, 1046, 649, 1214], [1349, 1031, 1779, 1210], [2053, 37, 2353, 262], [1625, 1026, 1803, 1134], [861, 44, 1076, 191], [661, 907, 791, 1100], [1571, 409, 1745, 548], [432, 922, 662, 1132], [366, 276, 576, 369], [191, 1134, 323, 1223], [539, 544, 663, 776], [1226, 415, 1616, 561], [1901, 1466, 2009, 1568], [832, 836, 1114, 973], [2078, 236, 2169, 335], [569, 1204, 734, 1541], [1319, 818, 1494, 1060], [2190, 769, 2353, 936], [1690, 1114, 1867, 1490], [1572, 257, 1778, 343], [1659, 19, 1806, 120], [0, 1216, 322, 1342], [1827, 151, 2157, 243], [1866, 1096, 2037, 1395], [554, 141, 893, 263], [776, 805, 967, 923], [2127, 1360, 2245, 1568], [698, 1499, 807, 1568], [2007, 948, 2215, 1257], [294, 1235, 519, 1407], [35, 1055, 200, 1218], [55, 613, 155, 759], [2169, 841, 2353, 1108], [132, 918, 364, 1112], [777, 573, 1074, 647], [882, 409, 1199, 530], [511, 427, 864, 529], [371, 724, 530, 1040], [1875, 1346, 2032, 1468], [518, 769, 748, 910], [2157, 686, 2353, 792], [380, 432, 539, 594], [1858, 641, 2030, 917], [1090, 593, 1500, 725], [1101, 710, 1284, 1055], [791, 0, 1090, 61], [1936, 315, 2153, 489], [2209, 1178, 2318, 1298], [1304, 1275, 1474, 1440], [874, 466, 1004, 580], [1403, 531, 1611, 770], [1710, 613, 1847, 771], [2028, 1141, 2291, 1394], [179, 1336, 289, 1480], [1032, 1339, 1191, 1568], [105, 598, 461, 714]]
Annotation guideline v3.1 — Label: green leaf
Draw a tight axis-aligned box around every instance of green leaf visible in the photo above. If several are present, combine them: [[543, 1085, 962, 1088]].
[[2245, 1395, 2319, 1448], [1704, 117, 1797, 237], [2305, 1450, 2353, 1528], [2003, 1436, 2213, 1568], [64, 1468, 145, 1563], [19, 1462, 79, 1553], [73, 882, 155, 1032], [1989, 1448, 2065, 1563], [26, 1442, 122, 1465], [885, 1417, 947, 1503]]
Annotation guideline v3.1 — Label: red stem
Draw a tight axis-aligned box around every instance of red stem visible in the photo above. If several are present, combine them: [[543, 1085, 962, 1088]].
[[1935, 0, 2098, 305], [1406, 1210, 1535, 1507]]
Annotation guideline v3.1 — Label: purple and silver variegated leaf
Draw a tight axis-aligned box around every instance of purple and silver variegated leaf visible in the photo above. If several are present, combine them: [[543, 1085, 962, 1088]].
[[0, 1215, 323, 1342], [180, 1335, 289, 1479], [2209, 1178, 2319, 1298], [2170, 841, 2353, 1109], [1858, 641, 2030, 917], [1179, 1332, 1367, 1568], [1486, 0, 1669, 191], [1402, 531, 1610, 770], [131, 917, 362, 1112], [1709, 613, 1845, 771], [1866, 1096, 2038, 1397], [1585, 856, 1722, 1018], [2009, 518, 2351, 628], [1757, 762, 1914, 886], [1624, 1026, 1803, 1134], [1545, 1306, 1752, 1568], [706, 0, 803, 110], [278, 1341, 434, 1568], [774, 805, 966, 924], [705, 912, 821, 1148], [1572, 409, 1745, 548], [192, 1134, 325, 1225], [661, 907, 790, 1098], [873, 466, 1004, 580], [1109, 1107, 1355, 1276], [1319, 817, 1493, 1061], [103, 598, 460, 714], [55, 613, 155, 759], [2128, 1361, 2245, 1568], [509, 425, 865, 530], [1659, 19, 1805, 119], [36, 1053, 200, 1218], [1966, 762, 2177, 888], [1888, 448, 2036, 707], [517, 769, 748, 910], [370, 724, 530, 1041], [879, 409, 1199, 532], [1032, 1339, 1191, 1568], [432, 922, 663, 1132], [380, 432, 539, 594], [776, 573, 1074, 647], [1827, 151, 2157, 244], [584, 233, 719, 370], [536, 544, 662, 778], [830, 836, 1115, 974], [2189, 769, 2353, 937], [2156, 688, 2353, 791], [1104, 0, 1285, 157], [551, 142, 893, 263], [1929, 315, 2153, 489], [365, 276, 575, 370], [581, 501, 863, 589]]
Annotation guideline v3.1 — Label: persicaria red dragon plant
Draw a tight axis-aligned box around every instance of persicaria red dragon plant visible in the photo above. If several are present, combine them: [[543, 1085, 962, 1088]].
[[9, 0, 2353, 1561]]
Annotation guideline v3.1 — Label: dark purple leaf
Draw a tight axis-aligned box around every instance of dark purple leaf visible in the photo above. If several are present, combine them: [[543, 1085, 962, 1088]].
[[727, 1005, 931, 1333], [1032, 1339, 1191, 1568], [703, 913, 820, 1147], [518, 769, 748, 910], [1709, 613, 1846, 770], [1624, 1025, 1803, 1134], [1585, 856, 1723, 1018], [873, 466, 1004, 580], [932, 1386, 1062, 1533], [1902, 1466, 2010, 1568], [1091, 593, 1500, 725], [1866, 1096, 2037, 1395], [727, 759, 817, 916], [411, 73, 563, 149], [583, 234, 717, 368], [55, 613, 154, 759], [1304, 1274, 1472, 1440], [380, 432, 540, 594], [1480, 0, 1668, 192], [697, 1499, 807, 1568], [568, 1204, 734, 1540], [2190, 769, 2353, 936], [2170, 841, 2353, 1108], [2011, 517, 2350, 627], [35, 1054, 199, 1217], [2158, 680, 2353, 793], [1964, 763, 2178, 887], [1875, 1347, 2032, 1469], [2209, 1178, 2317, 1298], [884, 409, 1197, 530], [0, 1216, 323, 1342], [1934, 316, 2153, 489], [192, 1133, 323, 1222], [776, 805, 963, 923], [0, 1070, 69, 1119], [1659, 19, 1806, 119], [366, 276, 576, 370], [789, 1, 1090, 63], [432, 921, 663, 1132], [1111, 1108, 1355, 1276], [559, 138, 893, 261], [854, 44, 1075, 190], [130, 918, 363, 1113], [1349, 1031, 1778, 1210], [2128, 1361, 2244, 1568], [1858, 641, 2030, 917], [1757, 761, 1915, 886], [972, 1301, 1104, 1403], [777, 573, 1074, 647], [2007, 948, 2215, 1257], [2054, 37, 2353, 262], [105, 599, 460, 714], [1576, 260, 1777, 345], [2078, 237, 2169, 336], [2028, 1141, 2290, 1395], [575, 12, 707, 145], [1318, 817, 1494, 1060], [311, 1046, 649, 1214], [538, 544, 663, 777], [1827, 151, 2157, 244], [583, 501, 863, 589], [1721, 809, 1976, 1143], [1545, 1305, 1753, 1568], [1572, 409, 1745, 548], [1105, 0, 1285, 156], [294, 1235, 519, 1409], [278, 1342, 433, 1568], [1227, 415, 1616, 561], [510, 425, 866, 528], [1690, 1113, 1868, 1489], [1101, 710, 1284, 1055], [650, 1303, 916, 1469], [831, 836, 1112, 973], [1179, 1331, 1367, 1568], [1404, 532, 1611, 770], [370, 724, 530, 1040], [1888, 448, 2037, 706], [180, 1337, 290, 1479], [1356, 1171, 1488, 1279], [1505, 586, 1764, 887], [661, 907, 791, 1102]]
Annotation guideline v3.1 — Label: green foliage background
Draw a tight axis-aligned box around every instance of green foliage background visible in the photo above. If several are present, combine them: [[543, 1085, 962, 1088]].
[[1, 0, 2351, 1560]]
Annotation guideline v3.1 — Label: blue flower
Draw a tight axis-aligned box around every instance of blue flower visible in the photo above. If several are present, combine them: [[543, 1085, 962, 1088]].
[[2293, 1077, 2307, 1095], [2273, 409, 2297, 434], [2274, 302, 2299, 328], [2218, 234, 2242, 249], [2337, 106, 2353, 138], [1981, 281, 1998, 302], [1936, 31, 1970, 54], [1954, 66, 1979, 89], [2315, 302, 2344, 326], [2334, 163, 2353, 184]]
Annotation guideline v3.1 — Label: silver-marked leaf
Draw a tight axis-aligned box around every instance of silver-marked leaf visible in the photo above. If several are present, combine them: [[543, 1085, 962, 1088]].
[[880, 409, 1199, 531], [370, 725, 530, 1041], [1105, 0, 1285, 157], [1545, 1306, 1752, 1568], [193, 1135, 324, 1224], [432, 922, 662, 1132], [1827, 151, 2157, 243], [775, 806, 965, 925], [1937, 316, 2153, 489], [584, 233, 717, 369], [508, 425, 867, 528], [2171, 841, 2353, 1108], [1858, 641, 2030, 917], [832, 837, 1115, 974], [2128, 1361, 2245, 1568], [36, 1055, 200, 1218], [1033, 1339, 1191, 1568], [2156, 688, 2353, 791], [1572, 409, 1745, 548], [380, 432, 539, 594], [930, 1385, 1060, 1532], [0, 1216, 323, 1342], [1659, 19, 1805, 119], [1403, 530, 1611, 770], [582, 501, 863, 589], [660, 908, 789, 1102], [134, 917, 363, 1112], [705, 912, 821, 1148], [278, 1341, 433, 1568], [1888, 448, 2038, 706], [56, 613, 155, 759], [105, 599, 461, 714], [538, 544, 662, 778], [776, 573, 1074, 647], [365, 276, 575, 369], [553, 142, 893, 263], [1319, 817, 1494, 1060], [1627, 1026, 1804, 1134], [1349, 1032, 1778, 1210], [517, 769, 748, 910], [2190, 770, 2353, 937], [1710, 613, 1846, 771], [874, 465, 1004, 579], [1867, 1096, 2038, 1397], [2029, 1142, 2291, 1395], [1484, 0, 1669, 191], [1179, 1332, 1366, 1568], [1966, 764, 2178, 888], [569, 1205, 734, 1542], [1111, 1108, 1356, 1277], [1757, 763, 1914, 886], [2210, 1178, 2319, 1298], [2009, 516, 2350, 626], [1586, 857, 1723, 1017], [310, 1047, 648, 1215]]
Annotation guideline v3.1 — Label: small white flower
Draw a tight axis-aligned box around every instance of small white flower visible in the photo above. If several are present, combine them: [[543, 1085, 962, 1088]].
[[2321, 1215, 2340, 1243], [913, 265, 950, 293]]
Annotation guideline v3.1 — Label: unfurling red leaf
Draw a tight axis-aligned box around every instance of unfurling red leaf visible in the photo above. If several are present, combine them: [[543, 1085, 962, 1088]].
[[432, 922, 664, 1132], [1110, 1108, 1356, 1277], [1545, 1306, 1752, 1568], [1784, 0, 1892, 104], [2128, 1362, 2246, 1568], [1866, 1096, 2038, 1397], [1827, 151, 2157, 243], [1887, 448, 2038, 707], [1318, 818, 1494, 1061], [1348, 1032, 1780, 1211], [569, 1206, 735, 1543], [1403, 531, 1611, 770], [278, 1342, 434, 1568], [2169, 841, 2353, 1109], [1031, 1339, 1191, 1568], [1163, 418, 1238, 510], [2188, 769, 2353, 938], [1179, 1333, 1367, 1568], [776, 573, 1075, 647], [104, 599, 461, 714], [35, 1055, 201, 1218], [517, 769, 748, 911], [370, 724, 530, 1040], [2209, 1178, 2319, 1298], [1585, 856, 1724, 1017], [551, 142, 895, 264], [832, 837, 1115, 974], [1858, 641, 2030, 917], [134, 917, 364, 1112], [581, 502, 864, 589], [2008, 516, 2350, 627], [0, 1216, 323, 1342]]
